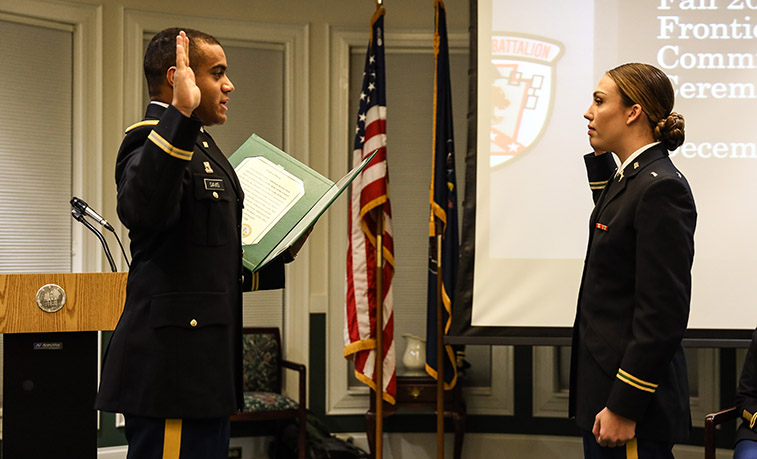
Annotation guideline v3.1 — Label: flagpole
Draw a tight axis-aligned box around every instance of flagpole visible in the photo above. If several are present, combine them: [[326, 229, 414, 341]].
[[432, 3, 446, 456], [435, 227, 445, 459], [375, 211, 385, 459]]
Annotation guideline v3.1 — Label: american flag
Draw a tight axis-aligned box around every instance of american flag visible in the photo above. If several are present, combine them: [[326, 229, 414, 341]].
[[344, 6, 396, 404]]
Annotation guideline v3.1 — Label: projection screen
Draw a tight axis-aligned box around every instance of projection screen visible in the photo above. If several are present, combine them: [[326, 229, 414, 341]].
[[466, 0, 757, 341]]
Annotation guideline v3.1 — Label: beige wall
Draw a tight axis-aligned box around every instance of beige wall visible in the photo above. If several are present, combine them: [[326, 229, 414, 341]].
[[76, 0, 469, 300], [0, 0, 471, 398]]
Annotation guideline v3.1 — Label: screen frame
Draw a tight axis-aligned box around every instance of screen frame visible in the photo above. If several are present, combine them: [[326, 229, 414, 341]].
[[446, 0, 753, 349]]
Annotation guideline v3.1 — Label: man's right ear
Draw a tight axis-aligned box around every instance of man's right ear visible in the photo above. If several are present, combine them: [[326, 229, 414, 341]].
[[166, 66, 177, 88]]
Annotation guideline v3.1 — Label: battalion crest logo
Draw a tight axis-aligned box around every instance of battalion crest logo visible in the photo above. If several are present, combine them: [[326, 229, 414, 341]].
[[489, 33, 563, 167]]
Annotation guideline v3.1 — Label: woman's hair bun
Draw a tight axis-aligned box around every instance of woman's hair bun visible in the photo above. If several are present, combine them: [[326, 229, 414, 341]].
[[655, 111, 685, 151]]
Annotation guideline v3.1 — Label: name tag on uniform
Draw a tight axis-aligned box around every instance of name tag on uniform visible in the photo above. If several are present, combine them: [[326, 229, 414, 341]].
[[204, 178, 225, 191]]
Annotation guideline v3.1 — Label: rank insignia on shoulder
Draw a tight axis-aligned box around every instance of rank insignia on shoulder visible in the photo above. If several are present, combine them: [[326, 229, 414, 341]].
[[595, 222, 608, 231], [203, 161, 214, 174], [650, 171, 658, 177]]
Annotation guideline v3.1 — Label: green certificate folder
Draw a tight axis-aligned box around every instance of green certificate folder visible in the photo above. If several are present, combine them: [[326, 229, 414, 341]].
[[228, 134, 377, 272]]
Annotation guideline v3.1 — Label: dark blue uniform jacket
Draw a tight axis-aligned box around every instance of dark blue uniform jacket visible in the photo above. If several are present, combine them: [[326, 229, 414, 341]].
[[96, 103, 285, 419]]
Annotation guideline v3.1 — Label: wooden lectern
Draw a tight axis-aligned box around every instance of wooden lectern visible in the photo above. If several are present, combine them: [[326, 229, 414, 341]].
[[0, 272, 127, 459]]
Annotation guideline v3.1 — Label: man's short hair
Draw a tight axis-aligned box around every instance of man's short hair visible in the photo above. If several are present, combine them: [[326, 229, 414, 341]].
[[144, 27, 221, 98]]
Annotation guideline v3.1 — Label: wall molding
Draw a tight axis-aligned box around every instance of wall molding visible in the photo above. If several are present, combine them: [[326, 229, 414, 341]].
[[690, 348, 719, 428], [532, 346, 568, 418]]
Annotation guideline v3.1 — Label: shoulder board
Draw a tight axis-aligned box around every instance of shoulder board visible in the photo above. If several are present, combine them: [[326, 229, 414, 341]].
[[125, 119, 159, 134]]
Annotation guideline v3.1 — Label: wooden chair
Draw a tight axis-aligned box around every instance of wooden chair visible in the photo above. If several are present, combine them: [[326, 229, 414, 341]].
[[231, 327, 307, 459], [704, 406, 740, 459]]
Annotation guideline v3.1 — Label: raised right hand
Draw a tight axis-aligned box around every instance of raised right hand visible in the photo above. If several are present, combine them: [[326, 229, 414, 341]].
[[171, 31, 201, 118]]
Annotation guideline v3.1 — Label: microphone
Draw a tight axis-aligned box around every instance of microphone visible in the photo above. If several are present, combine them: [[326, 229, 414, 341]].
[[70, 197, 114, 232]]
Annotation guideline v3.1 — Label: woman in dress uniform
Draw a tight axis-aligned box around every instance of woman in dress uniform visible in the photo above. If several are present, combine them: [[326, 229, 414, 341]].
[[570, 63, 697, 459]]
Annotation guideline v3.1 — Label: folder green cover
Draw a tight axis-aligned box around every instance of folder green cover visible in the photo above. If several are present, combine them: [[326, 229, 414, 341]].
[[228, 134, 377, 273]]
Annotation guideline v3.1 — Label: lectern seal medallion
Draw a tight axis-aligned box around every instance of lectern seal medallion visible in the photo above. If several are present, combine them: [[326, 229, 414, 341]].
[[35, 284, 66, 313]]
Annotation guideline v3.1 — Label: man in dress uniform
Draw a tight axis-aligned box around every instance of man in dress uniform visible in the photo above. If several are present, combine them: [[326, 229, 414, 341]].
[[95, 28, 302, 458]]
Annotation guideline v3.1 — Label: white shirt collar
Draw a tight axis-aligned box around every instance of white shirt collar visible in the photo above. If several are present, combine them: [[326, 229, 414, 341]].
[[618, 141, 660, 177]]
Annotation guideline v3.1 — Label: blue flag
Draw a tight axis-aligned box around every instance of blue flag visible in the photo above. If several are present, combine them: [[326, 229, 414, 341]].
[[425, 0, 459, 389]]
